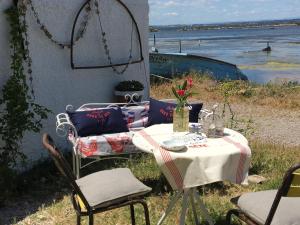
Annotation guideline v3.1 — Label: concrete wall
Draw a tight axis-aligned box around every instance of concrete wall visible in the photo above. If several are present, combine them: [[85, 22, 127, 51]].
[[0, 0, 149, 166]]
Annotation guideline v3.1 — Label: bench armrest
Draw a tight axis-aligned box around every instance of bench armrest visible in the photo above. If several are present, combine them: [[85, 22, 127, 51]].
[[56, 113, 78, 138]]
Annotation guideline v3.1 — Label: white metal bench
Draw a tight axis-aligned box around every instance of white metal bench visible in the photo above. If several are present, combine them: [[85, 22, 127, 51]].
[[56, 99, 150, 178]]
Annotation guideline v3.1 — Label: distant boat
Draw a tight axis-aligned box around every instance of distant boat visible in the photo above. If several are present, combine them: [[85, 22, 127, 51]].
[[262, 42, 272, 52], [149, 52, 248, 81]]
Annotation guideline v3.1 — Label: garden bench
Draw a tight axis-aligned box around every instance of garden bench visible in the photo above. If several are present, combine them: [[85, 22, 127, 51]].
[[56, 100, 150, 178]]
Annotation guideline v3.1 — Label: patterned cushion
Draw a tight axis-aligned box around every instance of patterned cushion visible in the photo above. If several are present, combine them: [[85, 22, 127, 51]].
[[147, 98, 203, 126], [67, 107, 128, 137], [70, 132, 139, 158], [121, 104, 149, 129]]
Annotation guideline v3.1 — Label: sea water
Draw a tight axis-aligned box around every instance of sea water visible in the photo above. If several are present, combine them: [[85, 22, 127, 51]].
[[149, 25, 300, 84]]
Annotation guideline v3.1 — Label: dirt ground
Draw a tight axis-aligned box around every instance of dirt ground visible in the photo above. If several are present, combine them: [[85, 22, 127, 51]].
[[231, 103, 300, 147], [203, 100, 300, 147]]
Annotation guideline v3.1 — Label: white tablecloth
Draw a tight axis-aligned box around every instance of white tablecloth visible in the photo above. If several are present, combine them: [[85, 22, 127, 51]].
[[133, 124, 251, 190]]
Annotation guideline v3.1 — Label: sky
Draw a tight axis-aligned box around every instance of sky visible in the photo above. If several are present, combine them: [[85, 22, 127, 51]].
[[149, 0, 300, 25]]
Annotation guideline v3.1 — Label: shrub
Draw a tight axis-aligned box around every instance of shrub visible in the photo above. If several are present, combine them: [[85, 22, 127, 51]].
[[115, 80, 144, 91]]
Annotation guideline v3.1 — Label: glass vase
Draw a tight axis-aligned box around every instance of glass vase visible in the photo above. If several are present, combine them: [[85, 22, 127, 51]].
[[173, 106, 189, 132]]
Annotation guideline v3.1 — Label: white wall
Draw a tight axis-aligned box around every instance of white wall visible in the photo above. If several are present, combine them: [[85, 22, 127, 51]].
[[0, 0, 149, 166], [0, 0, 12, 86]]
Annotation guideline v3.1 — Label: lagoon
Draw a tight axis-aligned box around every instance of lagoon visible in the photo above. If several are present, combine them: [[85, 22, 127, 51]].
[[149, 23, 300, 84]]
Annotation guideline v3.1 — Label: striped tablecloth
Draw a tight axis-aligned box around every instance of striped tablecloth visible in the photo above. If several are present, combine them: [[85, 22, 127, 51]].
[[132, 124, 251, 190]]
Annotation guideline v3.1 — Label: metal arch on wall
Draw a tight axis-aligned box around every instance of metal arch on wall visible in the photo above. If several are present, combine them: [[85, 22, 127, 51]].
[[70, 0, 144, 69]]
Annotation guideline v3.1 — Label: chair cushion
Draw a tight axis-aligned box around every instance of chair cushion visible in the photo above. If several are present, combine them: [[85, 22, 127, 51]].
[[147, 98, 203, 126], [69, 132, 139, 158], [237, 190, 300, 225], [76, 168, 151, 208], [67, 107, 128, 137]]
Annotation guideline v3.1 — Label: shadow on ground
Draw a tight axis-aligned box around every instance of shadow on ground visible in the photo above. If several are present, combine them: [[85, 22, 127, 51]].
[[0, 153, 232, 225]]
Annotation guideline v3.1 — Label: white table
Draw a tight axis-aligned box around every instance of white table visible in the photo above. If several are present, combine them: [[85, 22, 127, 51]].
[[132, 124, 251, 225]]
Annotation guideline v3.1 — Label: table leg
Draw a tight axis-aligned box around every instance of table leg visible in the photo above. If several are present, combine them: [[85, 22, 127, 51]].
[[189, 191, 200, 225], [179, 190, 190, 225], [193, 188, 214, 225], [157, 191, 182, 225]]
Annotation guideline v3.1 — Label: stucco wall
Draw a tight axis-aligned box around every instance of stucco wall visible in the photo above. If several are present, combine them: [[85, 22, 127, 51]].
[[0, 0, 12, 86], [0, 0, 149, 166]]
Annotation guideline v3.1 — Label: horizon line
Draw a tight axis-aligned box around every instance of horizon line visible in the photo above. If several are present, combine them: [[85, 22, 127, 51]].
[[149, 17, 300, 27]]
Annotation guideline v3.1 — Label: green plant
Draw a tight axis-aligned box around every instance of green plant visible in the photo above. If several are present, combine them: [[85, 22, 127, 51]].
[[219, 81, 254, 136], [115, 80, 144, 91], [171, 78, 193, 111], [0, 5, 50, 168]]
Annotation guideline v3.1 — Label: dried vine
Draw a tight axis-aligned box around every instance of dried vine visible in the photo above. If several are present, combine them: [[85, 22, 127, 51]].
[[27, 0, 92, 48], [0, 5, 50, 167], [94, 0, 134, 74]]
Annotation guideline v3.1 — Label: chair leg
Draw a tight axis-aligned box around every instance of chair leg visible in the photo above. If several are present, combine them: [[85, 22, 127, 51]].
[[139, 201, 150, 225], [88, 214, 94, 225], [130, 204, 136, 225], [76, 214, 81, 225], [226, 209, 240, 225]]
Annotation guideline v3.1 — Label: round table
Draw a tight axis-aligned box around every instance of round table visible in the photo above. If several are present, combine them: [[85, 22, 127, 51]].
[[132, 124, 251, 225]]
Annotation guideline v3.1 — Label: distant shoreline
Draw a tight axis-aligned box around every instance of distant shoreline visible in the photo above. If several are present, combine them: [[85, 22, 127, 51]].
[[149, 18, 300, 32]]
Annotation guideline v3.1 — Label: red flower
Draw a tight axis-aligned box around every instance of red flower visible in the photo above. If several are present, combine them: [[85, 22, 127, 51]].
[[187, 78, 193, 88], [177, 89, 185, 96]]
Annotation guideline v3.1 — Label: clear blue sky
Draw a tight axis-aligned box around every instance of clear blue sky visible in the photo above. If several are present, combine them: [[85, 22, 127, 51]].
[[149, 0, 300, 25]]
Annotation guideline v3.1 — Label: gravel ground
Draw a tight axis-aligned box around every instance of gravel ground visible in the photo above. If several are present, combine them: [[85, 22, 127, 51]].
[[225, 103, 300, 147]]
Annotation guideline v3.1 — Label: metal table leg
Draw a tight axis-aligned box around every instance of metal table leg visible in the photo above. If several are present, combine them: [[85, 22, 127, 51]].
[[179, 190, 190, 225], [190, 191, 200, 225], [157, 191, 182, 225], [193, 188, 214, 225], [157, 187, 215, 225]]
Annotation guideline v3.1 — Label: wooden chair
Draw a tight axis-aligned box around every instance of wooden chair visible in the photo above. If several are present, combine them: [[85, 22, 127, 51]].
[[42, 134, 151, 225], [226, 163, 300, 225]]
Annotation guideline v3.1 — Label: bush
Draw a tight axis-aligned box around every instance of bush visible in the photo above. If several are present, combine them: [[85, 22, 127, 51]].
[[115, 80, 144, 91], [0, 165, 19, 205]]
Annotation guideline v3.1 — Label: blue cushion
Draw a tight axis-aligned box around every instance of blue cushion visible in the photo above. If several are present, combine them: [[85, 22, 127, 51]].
[[67, 107, 128, 137], [147, 98, 203, 126]]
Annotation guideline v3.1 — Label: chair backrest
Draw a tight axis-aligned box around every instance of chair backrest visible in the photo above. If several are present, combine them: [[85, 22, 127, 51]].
[[282, 164, 300, 197], [42, 134, 91, 210], [286, 170, 300, 197], [265, 162, 300, 225]]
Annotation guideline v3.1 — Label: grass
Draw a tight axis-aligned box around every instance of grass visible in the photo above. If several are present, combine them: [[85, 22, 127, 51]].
[[151, 72, 300, 110], [1, 75, 300, 224], [1, 142, 299, 225]]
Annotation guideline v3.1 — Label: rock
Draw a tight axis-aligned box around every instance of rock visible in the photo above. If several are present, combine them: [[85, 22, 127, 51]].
[[248, 174, 267, 184]]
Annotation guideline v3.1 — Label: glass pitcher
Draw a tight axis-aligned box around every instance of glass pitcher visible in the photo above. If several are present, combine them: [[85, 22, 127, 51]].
[[199, 104, 224, 138]]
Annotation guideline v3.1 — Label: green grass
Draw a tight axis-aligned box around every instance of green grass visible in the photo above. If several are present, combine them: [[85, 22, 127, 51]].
[[1, 142, 299, 225]]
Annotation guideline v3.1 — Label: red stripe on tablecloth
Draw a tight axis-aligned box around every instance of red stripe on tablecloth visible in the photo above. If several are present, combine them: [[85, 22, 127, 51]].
[[223, 136, 249, 183], [139, 130, 183, 189]]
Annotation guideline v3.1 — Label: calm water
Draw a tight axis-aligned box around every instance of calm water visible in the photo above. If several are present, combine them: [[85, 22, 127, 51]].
[[149, 26, 300, 83]]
